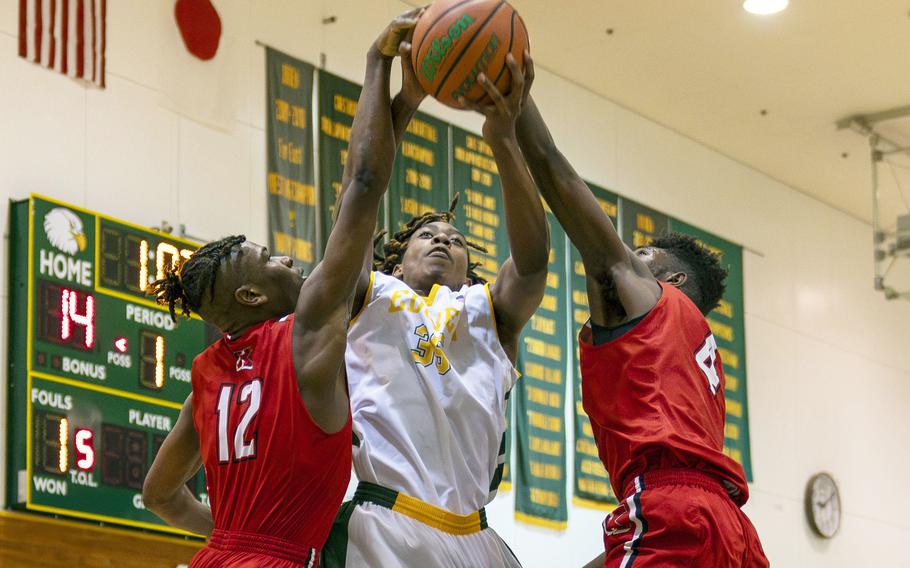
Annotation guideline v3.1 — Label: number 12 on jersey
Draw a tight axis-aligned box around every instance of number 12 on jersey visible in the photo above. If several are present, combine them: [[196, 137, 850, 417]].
[[695, 334, 721, 395], [216, 379, 262, 463]]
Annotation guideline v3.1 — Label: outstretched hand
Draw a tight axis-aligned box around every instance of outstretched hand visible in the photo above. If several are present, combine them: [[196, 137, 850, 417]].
[[458, 51, 534, 141], [373, 7, 424, 59]]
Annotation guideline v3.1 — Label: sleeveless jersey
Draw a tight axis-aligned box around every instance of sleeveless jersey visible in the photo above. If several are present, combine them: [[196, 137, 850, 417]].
[[345, 272, 518, 514], [191, 315, 352, 553], [579, 283, 749, 505]]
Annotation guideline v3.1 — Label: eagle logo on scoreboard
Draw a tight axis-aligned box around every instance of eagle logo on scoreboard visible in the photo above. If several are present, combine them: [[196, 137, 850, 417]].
[[44, 207, 87, 255], [234, 347, 254, 372]]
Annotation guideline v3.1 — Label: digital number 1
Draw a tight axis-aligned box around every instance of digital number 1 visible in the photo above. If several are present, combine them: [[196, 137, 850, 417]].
[[139, 330, 165, 390]]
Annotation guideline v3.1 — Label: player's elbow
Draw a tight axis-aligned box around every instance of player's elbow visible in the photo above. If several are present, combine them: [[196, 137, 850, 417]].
[[347, 165, 390, 198], [514, 262, 549, 288], [349, 143, 393, 190], [141, 476, 171, 513]]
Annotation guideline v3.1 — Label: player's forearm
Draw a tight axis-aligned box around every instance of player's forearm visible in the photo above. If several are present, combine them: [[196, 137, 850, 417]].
[[338, 64, 416, 295], [489, 134, 549, 277], [340, 82, 416, 198], [145, 486, 213, 536], [344, 50, 396, 195], [303, 50, 400, 323], [515, 95, 556, 158], [391, 92, 420, 149], [516, 98, 627, 275]]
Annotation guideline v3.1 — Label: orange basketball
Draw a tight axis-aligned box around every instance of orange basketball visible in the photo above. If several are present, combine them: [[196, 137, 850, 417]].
[[411, 0, 529, 109]]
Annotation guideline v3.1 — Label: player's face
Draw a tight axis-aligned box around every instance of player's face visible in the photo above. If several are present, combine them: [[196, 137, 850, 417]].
[[395, 221, 470, 291], [635, 246, 677, 282], [233, 241, 305, 315]]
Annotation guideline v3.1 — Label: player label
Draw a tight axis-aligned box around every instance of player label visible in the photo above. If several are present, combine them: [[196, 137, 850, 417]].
[[128, 409, 173, 432]]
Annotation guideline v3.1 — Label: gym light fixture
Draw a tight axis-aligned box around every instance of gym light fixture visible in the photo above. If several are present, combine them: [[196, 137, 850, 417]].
[[743, 0, 789, 15]]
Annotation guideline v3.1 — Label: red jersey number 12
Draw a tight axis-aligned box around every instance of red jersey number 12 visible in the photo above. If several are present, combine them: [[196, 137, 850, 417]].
[[215, 379, 262, 463]]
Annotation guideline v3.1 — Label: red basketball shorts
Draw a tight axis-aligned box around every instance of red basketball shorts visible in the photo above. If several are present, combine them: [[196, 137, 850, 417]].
[[189, 530, 319, 568], [602, 469, 769, 568]]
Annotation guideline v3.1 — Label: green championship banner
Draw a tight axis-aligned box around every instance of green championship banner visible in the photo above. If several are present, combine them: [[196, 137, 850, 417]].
[[317, 70, 365, 249], [570, 182, 620, 510], [450, 126, 514, 488], [266, 49, 317, 271], [388, 112, 451, 232], [669, 219, 753, 481], [451, 127, 508, 283], [619, 197, 670, 247], [514, 210, 569, 530]]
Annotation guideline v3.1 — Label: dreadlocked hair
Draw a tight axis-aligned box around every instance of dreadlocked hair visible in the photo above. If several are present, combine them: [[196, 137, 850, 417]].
[[649, 232, 728, 315], [147, 235, 246, 321], [374, 194, 489, 285]]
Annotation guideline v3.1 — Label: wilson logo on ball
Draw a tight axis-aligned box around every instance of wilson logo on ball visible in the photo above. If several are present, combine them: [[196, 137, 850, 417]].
[[451, 33, 500, 102], [419, 14, 476, 83]]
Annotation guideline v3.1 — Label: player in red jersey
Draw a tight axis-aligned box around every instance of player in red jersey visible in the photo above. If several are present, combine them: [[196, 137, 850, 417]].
[[141, 12, 423, 567], [514, 62, 769, 568]]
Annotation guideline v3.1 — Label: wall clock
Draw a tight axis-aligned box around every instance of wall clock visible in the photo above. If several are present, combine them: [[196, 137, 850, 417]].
[[806, 472, 841, 538]]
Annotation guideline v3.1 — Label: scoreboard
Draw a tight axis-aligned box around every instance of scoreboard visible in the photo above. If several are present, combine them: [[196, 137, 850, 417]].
[[7, 195, 213, 535]]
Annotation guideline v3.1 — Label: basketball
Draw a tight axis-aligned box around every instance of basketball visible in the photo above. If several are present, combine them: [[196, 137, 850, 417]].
[[411, 0, 529, 109]]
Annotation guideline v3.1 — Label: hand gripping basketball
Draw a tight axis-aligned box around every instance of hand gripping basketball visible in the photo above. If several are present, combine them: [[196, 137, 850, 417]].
[[375, 7, 425, 58], [459, 51, 534, 140]]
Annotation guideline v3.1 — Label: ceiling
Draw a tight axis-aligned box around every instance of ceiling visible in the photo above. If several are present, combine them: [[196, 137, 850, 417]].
[[508, 0, 910, 225]]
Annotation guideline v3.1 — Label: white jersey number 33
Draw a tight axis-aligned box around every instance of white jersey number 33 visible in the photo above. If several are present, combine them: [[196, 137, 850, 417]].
[[411, 324, 451, 375]]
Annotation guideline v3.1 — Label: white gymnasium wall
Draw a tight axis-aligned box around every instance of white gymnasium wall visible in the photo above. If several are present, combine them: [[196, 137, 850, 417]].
[[2, 1, 909, 567]]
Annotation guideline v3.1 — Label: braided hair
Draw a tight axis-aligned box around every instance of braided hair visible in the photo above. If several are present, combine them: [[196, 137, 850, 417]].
[[148, 235, 246, 321], [375, 194, 488, 285]]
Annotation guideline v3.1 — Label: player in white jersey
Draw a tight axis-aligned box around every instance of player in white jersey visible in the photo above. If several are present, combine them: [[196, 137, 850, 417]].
[[321, 53, 549, 567]]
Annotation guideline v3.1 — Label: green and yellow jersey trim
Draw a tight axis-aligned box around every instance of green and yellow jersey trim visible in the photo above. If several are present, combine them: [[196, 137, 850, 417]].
[[349, 271, 375, 325], [352, 481, 487, 535]]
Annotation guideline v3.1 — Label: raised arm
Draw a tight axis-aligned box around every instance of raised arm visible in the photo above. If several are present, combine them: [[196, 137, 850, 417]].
[[331, 10, 424, 316], [459, 55, 549, 360], [292, 16, 408, 433], [347, 27, 427, 315], [340, 9, 423, 192], [143, 395, 212, 536], [514, 62, 660, 326]]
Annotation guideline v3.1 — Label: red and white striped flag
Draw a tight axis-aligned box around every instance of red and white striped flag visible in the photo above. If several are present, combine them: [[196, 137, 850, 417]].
[[18, 0, 107, 88]]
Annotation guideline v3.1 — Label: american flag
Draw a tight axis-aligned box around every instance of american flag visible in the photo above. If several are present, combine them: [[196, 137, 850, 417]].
[[18, 0, 107, 88]]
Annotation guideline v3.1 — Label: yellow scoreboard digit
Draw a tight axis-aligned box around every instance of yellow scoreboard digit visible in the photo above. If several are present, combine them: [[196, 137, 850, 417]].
[[7, 195, 213, 535]]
